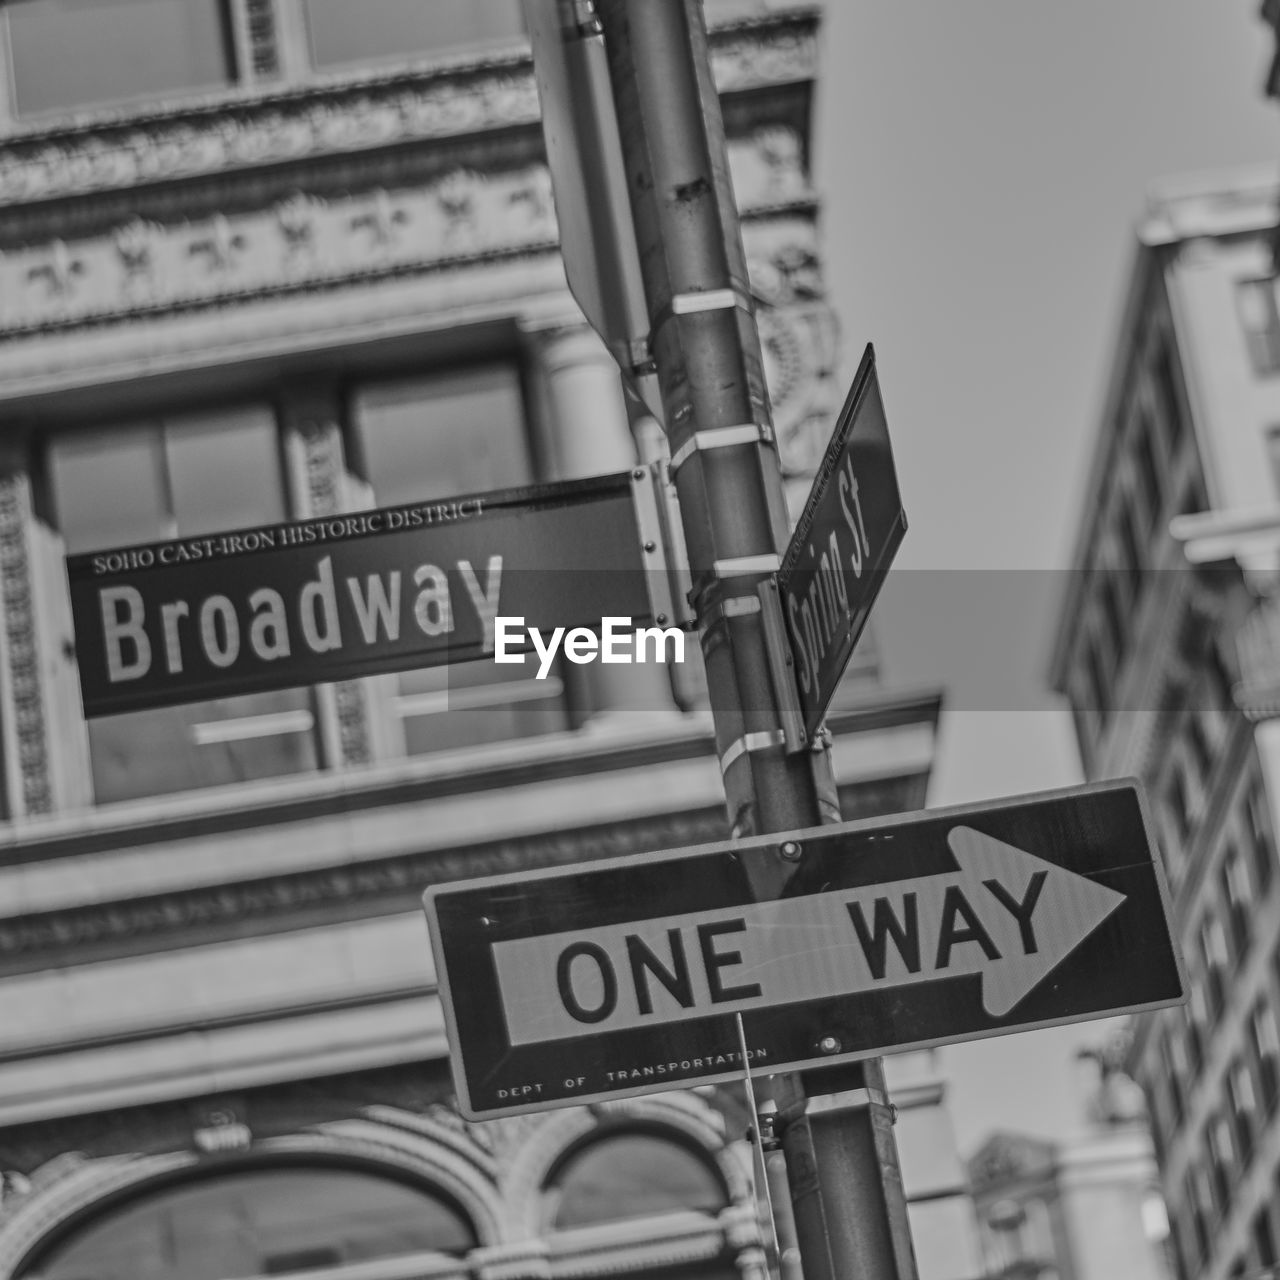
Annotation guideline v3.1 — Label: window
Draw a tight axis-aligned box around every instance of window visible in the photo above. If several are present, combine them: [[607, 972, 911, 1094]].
[[1098, 571, 1126, 671], [1085, 640, 1109, 728], [1186, 985, 1207, 1074], [1250, 781, 1276, 894], [1167, 766, 1191, 845], [5, 0, 235, 118], [47, 406, 319, 805], [346, 365, 570, 756], [1162, 1029, 1186, 1127], [545, 1132, 728, 1228], [1254, 1208, 1278, 1272], [1116, 500, 1145, 604], [1199, 916, 1228, 1021], [304, 0, 525, 69], [1187, 713, 1214, 794], [1133, 417, 1164, 535], [1248, 1000, 1280, 1116], [17, 1166, 477, 1279], [1267, 424, 1280, 498], [1180, 473, 1208, 516], [1238, 278, 1280, 375], [1206, 646, 1237, 737], [1189, 1164, 1213, 1260], [1206, 1111, 1235, 1208], [1221, 845, 1252, 964], [1152, 339, 1187, 451], [1228, 1058, 1258, 1164]]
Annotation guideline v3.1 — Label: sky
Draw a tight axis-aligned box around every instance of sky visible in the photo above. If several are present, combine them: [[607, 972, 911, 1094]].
[[812, 0, 1280, 1155]]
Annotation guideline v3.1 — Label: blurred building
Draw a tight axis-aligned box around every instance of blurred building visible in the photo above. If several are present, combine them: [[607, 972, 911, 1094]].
[[1049, 166, 1280, 1280], [886, 1050, 987, 1280], [967, 1037, 1173, 1280], [0, 2, 960, 1279]]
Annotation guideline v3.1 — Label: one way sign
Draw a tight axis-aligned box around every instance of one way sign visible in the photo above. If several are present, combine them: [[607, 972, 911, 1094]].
[[424, 779, 1184, 1120]]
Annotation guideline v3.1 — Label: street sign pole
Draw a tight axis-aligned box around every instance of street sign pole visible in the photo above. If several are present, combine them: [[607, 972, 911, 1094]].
[[591, 3, 916, 1278]]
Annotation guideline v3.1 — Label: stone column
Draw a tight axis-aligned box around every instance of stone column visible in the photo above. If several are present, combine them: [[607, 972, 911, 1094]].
[[0, 437, 93, 816], [529, 320, 674, 722], [279, 389, 378, 769]]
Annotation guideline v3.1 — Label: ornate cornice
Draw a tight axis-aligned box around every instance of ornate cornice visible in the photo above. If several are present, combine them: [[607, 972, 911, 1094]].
[[0, 12, 817, 212], [0, 61, 541, 210], [0, 806, 728, 973], [0, 164, 559, 337], [0, 777, 919, 973], [0, 133, 811, 340]]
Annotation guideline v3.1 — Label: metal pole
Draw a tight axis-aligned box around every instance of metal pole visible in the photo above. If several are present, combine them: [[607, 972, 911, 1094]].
[[592, 3, 918, 1278]]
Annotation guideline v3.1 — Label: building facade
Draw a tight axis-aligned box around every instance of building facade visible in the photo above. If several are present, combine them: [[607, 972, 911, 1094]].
[[967, 1037, 1173, 1280], [0, 3, 958, 1279], [1049, 167, 1280, 1280]]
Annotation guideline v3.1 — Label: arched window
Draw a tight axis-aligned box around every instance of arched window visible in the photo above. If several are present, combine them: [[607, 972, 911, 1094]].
[[19, 1165, 477, 1280], [546, 1131, 728, 1230]]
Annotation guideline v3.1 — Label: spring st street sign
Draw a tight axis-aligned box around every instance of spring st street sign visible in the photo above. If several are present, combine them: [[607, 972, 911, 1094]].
[[777, 343, 906, 740], [424, 778, 1184, 1120], [66, 472, 671, 717]]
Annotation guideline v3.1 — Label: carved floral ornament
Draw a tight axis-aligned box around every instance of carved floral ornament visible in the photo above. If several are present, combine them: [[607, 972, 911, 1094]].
[[0, 165, 559, 335], [0, 121, 808, 340]]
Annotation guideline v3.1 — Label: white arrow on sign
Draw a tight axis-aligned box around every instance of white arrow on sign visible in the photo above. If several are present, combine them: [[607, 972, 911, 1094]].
[[492, 826, 1127, 1046]]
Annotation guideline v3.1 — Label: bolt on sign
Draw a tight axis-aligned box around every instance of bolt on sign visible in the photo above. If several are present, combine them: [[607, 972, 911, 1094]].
[[67, 472, 671, 717], [777, 343, 907, 741], [423, 778, 1184, 1120]]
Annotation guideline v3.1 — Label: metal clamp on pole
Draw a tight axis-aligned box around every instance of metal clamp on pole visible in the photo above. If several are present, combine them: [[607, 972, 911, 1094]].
[[757, 578, 806, 753], [805, 1085, 890, 1115], [698, 591, 763, 634], [719, 729, 787, 776], [650, 285, 756, 334], [712, 553, 781, 579], [669, 422, 774, 476]]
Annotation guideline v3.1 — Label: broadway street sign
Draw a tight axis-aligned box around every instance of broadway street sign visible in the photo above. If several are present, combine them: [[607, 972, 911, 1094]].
[[424, 778, 1184, 1119], [777, 343, 907, 740], [68, 472, 666, 717]]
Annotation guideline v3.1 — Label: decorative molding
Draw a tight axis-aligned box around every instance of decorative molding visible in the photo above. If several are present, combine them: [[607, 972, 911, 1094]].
[[501, 1092, 746, 1241], [0, 1115, 510, 1268], [0, 66, 541, 209], [0, 164, 559, 337], [727, 126, 814, 212], [0, 1150, 186, 1272], [1235, 593, 1280, 721], [548, 1216, 727, 1278], [0, 1089, 757, 1268], [0, 127, 806, 339], [245, 0, 283, 80], [265, 1123, 503, 1245], [967, 1132, 1058, 1194], [0, 11, 816, 210], [709, 16, 819, 95], [746, 230, 839, 480], [361, 1104, 498, 1183], [0, 476, 52, 818], [472, 1239, 552, 1280], [0, 807, 728, 969]]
